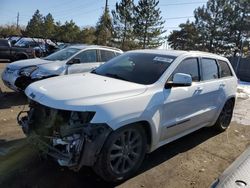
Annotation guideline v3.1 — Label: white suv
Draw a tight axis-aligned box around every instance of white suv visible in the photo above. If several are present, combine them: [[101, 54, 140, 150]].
[[18, 50, 237, 182]]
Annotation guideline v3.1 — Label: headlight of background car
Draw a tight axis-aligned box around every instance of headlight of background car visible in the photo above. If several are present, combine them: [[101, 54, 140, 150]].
[[19, 66, 37, 77], [30, 69, 52, 79]]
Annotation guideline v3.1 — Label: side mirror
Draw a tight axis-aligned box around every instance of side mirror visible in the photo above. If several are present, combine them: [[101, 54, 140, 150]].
[[67, 58, 81, 65], [165, 73, 192, 89]]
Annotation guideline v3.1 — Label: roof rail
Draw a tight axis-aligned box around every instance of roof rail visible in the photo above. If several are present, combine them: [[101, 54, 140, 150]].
[[96, 45, 123, 52]]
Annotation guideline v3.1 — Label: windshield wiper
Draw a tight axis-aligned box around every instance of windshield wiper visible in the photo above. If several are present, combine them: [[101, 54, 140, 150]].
[[105, 73, 129, 81]]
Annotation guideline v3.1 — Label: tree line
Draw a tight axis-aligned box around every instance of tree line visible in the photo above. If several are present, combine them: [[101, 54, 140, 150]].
[[168, 0, 250, 57], [0, 0, 166, 51]]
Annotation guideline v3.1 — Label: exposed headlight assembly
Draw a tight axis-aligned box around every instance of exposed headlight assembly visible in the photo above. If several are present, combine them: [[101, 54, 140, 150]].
[[30, 69, 52, 79], [19, 66, 37, 77]]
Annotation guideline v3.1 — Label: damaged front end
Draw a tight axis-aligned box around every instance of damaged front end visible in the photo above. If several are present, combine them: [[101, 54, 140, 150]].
[[17, 101, 112, 170]]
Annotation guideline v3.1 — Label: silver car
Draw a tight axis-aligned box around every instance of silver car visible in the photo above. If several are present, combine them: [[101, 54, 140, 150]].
[[1, 45, 122, 91]]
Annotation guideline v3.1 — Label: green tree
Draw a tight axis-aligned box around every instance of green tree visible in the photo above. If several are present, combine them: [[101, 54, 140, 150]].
[[168, 21, 199, 50], [112, 0, 136, 50], [0, 24, 22, 37], [96, 5, 113, 45], [78, 27, 96, 44], [43, 13, 55, 39], [133, 0, 166, 49], [223, 0, 250, 56], [55, 20, 80, 43], [194, 0, 227, 53], [25, 9, 44, 37]]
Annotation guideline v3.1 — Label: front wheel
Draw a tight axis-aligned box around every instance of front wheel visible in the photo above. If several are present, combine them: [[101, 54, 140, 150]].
[[214, 100, 234, 131], [93, 125, 147, 182]]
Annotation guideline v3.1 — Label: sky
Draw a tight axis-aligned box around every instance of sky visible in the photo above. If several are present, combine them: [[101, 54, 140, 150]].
[[0, 0, 207, 36]]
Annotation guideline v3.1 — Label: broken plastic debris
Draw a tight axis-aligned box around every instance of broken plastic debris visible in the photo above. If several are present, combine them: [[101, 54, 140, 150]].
[[199, 168, 205, 172]]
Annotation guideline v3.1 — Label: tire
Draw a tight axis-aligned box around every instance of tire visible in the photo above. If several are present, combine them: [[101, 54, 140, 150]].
[[93, 125, 147, 182], [214, 99, 234, 132]]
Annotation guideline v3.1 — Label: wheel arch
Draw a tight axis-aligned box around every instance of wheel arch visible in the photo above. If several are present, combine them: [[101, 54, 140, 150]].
[[15, 52, 28, 60], [114, 120, 154, 153], [210, 95, 236, 126]]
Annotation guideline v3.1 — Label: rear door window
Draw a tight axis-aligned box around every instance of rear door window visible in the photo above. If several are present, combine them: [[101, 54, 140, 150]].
[[201, 58, 219, 81], [217, 60, 233, 78]]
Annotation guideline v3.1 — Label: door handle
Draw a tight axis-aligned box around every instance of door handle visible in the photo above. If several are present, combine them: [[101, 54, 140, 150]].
[[196, 87, 203, 91], [219, 83, 226, 88]]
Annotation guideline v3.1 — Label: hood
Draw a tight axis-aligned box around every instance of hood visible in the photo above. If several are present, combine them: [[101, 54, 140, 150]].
[[8, 58, 65, 70], [25, 73, 147, 111]]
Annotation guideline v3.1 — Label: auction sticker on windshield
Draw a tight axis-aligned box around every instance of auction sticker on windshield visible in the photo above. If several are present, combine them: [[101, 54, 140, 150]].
[[153, 56, 174, 63]]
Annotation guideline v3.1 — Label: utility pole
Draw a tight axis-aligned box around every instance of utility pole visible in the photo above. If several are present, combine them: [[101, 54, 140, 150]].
[[105, 0, 108, 12], [16, 12, 19, 29]]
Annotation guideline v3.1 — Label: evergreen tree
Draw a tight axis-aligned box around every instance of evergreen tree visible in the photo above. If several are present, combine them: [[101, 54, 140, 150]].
[[112, 0, 136, 50], [43, 13, 55, 39], [25, 10, 44, 37], [55, 20, 80, 43], [78, 27, 96, 44], [133, 0, 166, 49], [194, 0, 227, 53], [223, 0, 250, 56], [168, 21, 199, 50], [96, 3, 113, 45]]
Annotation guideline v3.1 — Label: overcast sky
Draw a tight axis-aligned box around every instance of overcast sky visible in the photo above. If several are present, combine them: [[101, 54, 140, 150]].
[[0, 0, 206, 36]]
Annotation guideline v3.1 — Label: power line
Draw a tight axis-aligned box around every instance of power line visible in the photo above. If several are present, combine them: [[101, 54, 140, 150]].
[[165, 16, 194, 20], [161, 1, 206, 6]]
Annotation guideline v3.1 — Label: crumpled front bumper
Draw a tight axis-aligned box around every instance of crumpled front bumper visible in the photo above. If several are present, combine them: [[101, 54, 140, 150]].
[[1, 69, 20, 91], [17, 107, 112, 170]]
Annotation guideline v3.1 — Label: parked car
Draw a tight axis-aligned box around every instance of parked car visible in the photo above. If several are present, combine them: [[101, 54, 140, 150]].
[[211, 147, 250, 188], [13, 37, 57, 57], [18, 50, 237, 182], [1, 45, 123, 91], [0, 36, 59, 62], [0, 38, 36, 62]]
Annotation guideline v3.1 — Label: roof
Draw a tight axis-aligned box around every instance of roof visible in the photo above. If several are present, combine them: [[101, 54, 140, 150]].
[[131, 49, 187, 57], [128, 49, 228, 61], [68, 44, 123, 52]]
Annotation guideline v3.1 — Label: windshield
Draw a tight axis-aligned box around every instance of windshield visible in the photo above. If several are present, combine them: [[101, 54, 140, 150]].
[[14, 39, 44, 48], [43, 47, 80, 61], [93, 52, 176, 85]]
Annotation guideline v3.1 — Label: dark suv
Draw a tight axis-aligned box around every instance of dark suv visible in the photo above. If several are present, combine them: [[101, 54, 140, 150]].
[[0, 38, 36, 62]]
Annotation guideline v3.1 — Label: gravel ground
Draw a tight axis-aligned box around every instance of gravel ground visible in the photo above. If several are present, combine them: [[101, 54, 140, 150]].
[[0, 63, 249, 188]]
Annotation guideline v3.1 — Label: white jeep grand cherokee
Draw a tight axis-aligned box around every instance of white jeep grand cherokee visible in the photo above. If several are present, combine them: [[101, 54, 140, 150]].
[[18, 50, 237, 182]]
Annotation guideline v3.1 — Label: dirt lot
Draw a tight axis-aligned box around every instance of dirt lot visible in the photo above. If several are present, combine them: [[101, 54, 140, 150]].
[[0, 63, 250, 188]]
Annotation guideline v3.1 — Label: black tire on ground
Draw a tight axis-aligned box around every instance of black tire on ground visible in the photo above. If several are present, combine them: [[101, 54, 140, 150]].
[[93, 125, 147, 182], [214, 99, 235, 132]]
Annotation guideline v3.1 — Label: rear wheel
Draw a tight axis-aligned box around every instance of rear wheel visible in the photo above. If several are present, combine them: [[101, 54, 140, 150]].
[[93, 125, 146, 182], [214, 100, 234, 131]]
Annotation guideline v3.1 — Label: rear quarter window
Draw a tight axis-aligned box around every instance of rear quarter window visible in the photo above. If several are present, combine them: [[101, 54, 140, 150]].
[[217, 60, 233, 78]]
